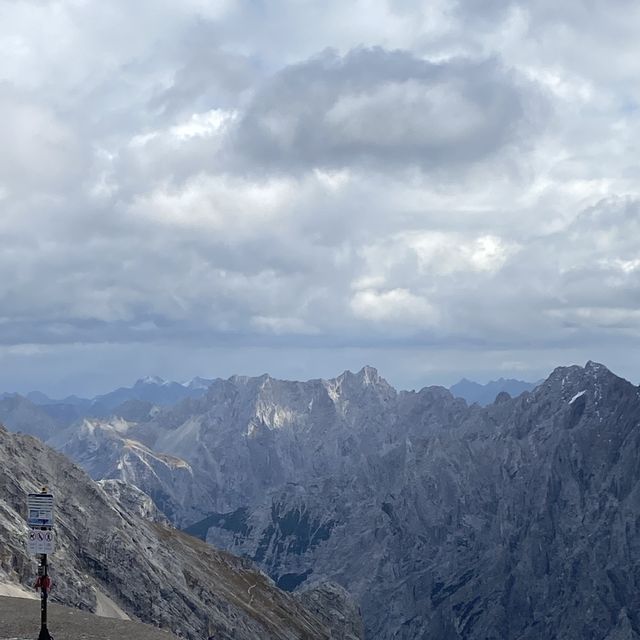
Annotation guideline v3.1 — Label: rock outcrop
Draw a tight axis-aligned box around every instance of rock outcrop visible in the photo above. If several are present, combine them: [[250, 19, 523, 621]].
[[296, 583, 365, 640]]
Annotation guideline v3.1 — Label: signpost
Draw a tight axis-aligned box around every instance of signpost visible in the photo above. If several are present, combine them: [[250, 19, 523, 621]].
[[26, 488, 54, 640], [27, 493, 54, 528], [27, 529, 55, 555]]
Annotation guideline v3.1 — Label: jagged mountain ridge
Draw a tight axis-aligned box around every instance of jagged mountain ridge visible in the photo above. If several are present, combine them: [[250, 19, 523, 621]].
[[0, 377, 216, 435], [37, 362, 640, 639], [0, 425, 363, 640], [19, 371, 483, 522], [54, 366, 408, 525], [199, 362, 640, 639]]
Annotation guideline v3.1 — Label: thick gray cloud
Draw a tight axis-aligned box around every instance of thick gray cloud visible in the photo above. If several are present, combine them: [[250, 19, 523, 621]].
[[232, 48, 542, 171], [0, 0, 639, 394]]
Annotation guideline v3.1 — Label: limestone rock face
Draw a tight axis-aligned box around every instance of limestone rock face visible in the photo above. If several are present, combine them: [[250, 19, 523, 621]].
[[98, 479, 169, 524], [296, 582, 365, 640], [0, 426, 363, 640], [49, 418, 216, 524], [50, 362, 640, 639]]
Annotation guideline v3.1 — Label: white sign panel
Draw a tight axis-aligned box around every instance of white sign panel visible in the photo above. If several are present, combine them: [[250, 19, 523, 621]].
[[27, 493, 54, 528], [27, 528, 55, 555]]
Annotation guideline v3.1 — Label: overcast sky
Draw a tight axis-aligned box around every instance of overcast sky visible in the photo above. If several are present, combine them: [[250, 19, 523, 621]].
[[1, 0, 639, 396]]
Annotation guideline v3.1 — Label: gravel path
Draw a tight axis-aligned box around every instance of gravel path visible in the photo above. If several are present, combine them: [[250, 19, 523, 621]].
[[0, 596, 179, 640]]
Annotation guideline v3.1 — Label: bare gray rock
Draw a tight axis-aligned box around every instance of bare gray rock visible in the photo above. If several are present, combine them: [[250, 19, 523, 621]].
[[98, 479, 169, 525], [51, 362, 640, 639], [297, 583, 364, 640], [0, 425, 362, 640], [48, 418, 215, 524]]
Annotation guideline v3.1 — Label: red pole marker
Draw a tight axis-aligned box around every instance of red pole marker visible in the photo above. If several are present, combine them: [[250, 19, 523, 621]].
[[34, 575, 52, 593]]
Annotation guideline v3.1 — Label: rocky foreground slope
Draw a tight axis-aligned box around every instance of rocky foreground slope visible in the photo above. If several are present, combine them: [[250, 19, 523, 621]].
[[47, 362, 640, 639], [0, 426, 363, 640]]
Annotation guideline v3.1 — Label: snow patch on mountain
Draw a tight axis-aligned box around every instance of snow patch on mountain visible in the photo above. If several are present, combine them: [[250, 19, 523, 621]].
[[569, 390, 586, 404]]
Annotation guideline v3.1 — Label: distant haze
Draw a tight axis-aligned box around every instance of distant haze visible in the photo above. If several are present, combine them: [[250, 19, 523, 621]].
[[1, 2, 640, 395]]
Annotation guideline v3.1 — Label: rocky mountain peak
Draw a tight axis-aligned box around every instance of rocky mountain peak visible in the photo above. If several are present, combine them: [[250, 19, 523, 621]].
[[537, 360, 630, 406], [494, 390, 512, 404], [585, 359, 609, 373], [355, 365, 380, 384], [185, 376, 214, 390], [136, 376, 166, 387], [331, 366, 394, 396]]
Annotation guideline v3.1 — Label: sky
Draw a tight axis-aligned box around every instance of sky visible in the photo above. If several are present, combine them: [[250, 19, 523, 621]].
[[1, 0, 639, 396]]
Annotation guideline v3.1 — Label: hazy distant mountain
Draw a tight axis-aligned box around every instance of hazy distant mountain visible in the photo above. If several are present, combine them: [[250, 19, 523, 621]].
[[185, 376, 216, 390], [110, 398, 156, 422], [2, 377, 217, 431], [93, 377, 198, 410], [25, 390, 54, 404], [26, 391, 93, 408], [52, 361, 640, 639], [449, 376, 538, 405], [0, 393, 59, 440]]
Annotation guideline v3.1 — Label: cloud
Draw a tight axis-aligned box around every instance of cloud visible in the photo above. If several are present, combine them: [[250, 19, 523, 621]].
[[350, 288, 438, 327], [148, 26, 259, 119], [0, 84, 87, 194], [0, 0, 640, 392], [231, 48, 543, 172]]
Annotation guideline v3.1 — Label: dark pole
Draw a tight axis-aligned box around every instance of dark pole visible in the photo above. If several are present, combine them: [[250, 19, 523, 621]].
[[37, 553, 52, 640]]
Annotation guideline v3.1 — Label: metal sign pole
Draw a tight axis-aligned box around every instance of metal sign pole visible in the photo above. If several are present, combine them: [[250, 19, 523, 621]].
[[38, 553, 52, 640], [27, 487, 55, 640]]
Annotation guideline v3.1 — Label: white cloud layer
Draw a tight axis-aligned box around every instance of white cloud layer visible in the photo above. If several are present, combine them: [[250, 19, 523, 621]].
[[0, 0, 639, 393]]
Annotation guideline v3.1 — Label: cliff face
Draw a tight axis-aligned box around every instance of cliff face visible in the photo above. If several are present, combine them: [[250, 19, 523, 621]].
[[0, 426, 363, 640], [44, 362, 640, 639], [202, 362, 640, 640], [48, 417, 216, 524]]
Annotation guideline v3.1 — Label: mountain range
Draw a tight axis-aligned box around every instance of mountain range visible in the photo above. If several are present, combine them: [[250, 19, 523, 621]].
[[0, 377, 214, 434], [448, 377, 539, 406], [5, 361, 637, 638], [0, 373, 540, 443]]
